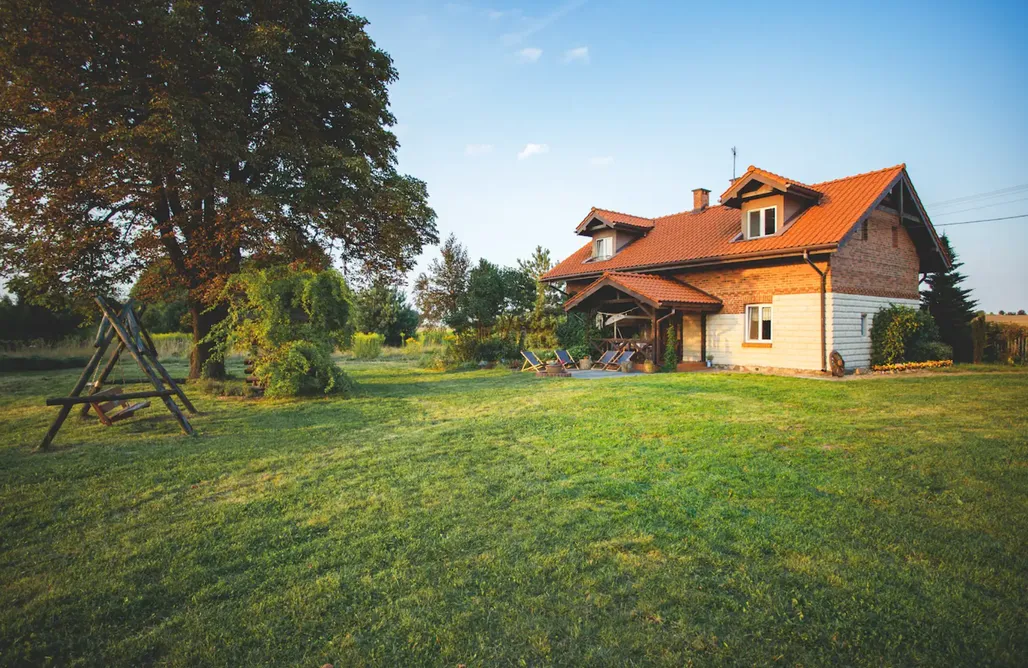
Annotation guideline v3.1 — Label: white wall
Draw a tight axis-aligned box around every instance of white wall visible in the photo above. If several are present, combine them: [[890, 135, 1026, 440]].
[[705, 293, 822, 370], [827, 294, 919, 369]]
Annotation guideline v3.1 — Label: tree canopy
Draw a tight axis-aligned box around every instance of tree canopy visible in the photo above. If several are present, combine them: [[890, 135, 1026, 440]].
[[921, 236, 977, 362], [0, 0, 437, 376], [351, 281, 419, 346], [413, 234, 470, 326]]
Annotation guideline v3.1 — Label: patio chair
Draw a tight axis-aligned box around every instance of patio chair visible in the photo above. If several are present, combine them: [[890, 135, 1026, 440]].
[[593, 349, 617, 370], [612, 349, 637, 371], [554, 349, 576, 369], [520, 350, 546, 372]]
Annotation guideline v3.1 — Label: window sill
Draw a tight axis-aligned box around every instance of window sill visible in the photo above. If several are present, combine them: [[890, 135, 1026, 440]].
[[742, 341, 772, 348]]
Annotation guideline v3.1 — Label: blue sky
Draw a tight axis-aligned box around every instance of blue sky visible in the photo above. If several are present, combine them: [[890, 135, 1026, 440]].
[[348, 0, 1028, 311]]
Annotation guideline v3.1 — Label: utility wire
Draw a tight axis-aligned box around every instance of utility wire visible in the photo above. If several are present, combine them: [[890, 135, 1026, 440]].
[[934, 213, 1028, 227], [926, 183, 1028, 208], [931, 194, 1028, 217]]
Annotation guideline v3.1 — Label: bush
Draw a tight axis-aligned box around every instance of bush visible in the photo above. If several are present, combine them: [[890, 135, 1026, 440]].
[[256, 340, 355, 398], [442, 332, 520, 366], [910, 340, 953, 363], [352, 332, 384, 360], [418, 328, 448, 346], [663, 324, 678, 372], [0, 355, 90, 372], [870, 306, 946, 366], [567, 344, 590, 361]]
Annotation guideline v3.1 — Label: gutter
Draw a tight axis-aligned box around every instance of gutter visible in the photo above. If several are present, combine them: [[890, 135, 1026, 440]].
[[803, 250, 828, 372], [542, 244, 839, 284]]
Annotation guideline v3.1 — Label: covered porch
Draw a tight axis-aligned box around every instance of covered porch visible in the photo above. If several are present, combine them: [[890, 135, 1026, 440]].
[[564, 272, 722, 366]]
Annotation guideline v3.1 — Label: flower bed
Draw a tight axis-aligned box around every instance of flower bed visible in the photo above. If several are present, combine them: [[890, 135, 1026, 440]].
[[871, 360, 953, 373]]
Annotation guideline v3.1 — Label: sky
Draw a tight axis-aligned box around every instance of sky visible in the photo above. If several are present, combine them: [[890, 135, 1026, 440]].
[[348, 0, 1028, 312]]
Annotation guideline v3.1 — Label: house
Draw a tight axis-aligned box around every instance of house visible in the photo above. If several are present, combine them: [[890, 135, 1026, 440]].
[[540, 164, 950, 372]]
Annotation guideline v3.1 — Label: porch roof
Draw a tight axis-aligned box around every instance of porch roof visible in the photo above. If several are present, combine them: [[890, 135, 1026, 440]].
[[564, 271, 722, 312]]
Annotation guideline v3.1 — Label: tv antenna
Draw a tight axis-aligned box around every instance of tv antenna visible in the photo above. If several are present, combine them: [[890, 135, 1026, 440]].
[[731, 146, 737, 179]]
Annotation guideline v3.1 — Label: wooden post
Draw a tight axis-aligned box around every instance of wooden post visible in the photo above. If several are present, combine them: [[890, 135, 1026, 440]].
[[94, 297, 194, 436], [149, 356, 198, 414], [651, 310, 659, 363], [701, 312, 707, 363], [79, 341, 125, 417], [39, 329, 114, 449]]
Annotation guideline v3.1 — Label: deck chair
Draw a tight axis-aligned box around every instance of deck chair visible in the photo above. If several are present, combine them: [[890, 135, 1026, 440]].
[[554, 349, 576, 369], [612, 349, 637, 371], [520, 350, 546, 372], [594, 349, 618, 370], [88, 387, 151, 426]]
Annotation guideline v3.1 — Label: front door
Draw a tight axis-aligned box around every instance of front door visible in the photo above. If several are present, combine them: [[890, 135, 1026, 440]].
[[680, 314, 703, 361]]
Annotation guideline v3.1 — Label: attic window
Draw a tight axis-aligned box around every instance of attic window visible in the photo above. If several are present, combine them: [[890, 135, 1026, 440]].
[[593, 236, 613, 260], [745, 206, 777, 239]]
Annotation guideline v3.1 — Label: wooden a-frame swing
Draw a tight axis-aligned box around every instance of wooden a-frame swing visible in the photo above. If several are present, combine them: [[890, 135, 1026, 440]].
[[38, 296, 198, 450]]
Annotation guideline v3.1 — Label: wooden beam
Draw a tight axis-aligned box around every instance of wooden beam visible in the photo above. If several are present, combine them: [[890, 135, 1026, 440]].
[[47, 390, 175, 406], [39, 330, 113, 449], [94, 297, 194, 437]]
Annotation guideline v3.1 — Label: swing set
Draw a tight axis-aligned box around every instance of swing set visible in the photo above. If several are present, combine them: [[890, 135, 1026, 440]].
[[38, 296, 198, 449]]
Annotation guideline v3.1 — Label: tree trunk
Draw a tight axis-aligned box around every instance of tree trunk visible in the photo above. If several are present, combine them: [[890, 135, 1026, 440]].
[[189, 301, 227, 379]]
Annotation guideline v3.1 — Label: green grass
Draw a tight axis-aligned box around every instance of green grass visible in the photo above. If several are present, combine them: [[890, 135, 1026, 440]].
[[1, 360, 1026, 666]]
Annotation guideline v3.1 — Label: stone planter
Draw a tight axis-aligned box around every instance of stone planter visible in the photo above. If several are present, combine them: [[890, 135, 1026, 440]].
[[641, 361, 656, 373], [578, 357, 592, 370], [545, 362, 563, 376]]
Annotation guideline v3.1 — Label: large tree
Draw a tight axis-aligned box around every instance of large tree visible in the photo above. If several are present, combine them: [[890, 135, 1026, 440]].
[[413, 234, 470, 326], [0, 0, 437, 377], [921, 235, 977, 363]]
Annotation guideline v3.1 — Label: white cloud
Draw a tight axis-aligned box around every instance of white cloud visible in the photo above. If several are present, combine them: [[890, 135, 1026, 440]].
[[465, 143, 494, 157], [516, 47, 542, 63], [502, 0, 587, 45], [563, 46, 589, 63], [517, 143, 550, 160], [590, 156, 614, 167]]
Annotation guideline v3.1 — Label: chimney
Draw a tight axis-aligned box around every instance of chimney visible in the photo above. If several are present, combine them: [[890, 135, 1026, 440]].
[[692, 188, 710, 211]]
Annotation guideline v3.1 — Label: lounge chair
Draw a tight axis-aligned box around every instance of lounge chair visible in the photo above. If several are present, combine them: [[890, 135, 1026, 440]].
[[520, 350, 546, 372], [594, 349, 620, 370], [554, 349, 576, 369], [612, 349, 637, 371]]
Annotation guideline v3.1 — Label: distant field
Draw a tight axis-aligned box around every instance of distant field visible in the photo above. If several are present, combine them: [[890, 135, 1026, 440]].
[[987, 314, 1028, 325], [1, 359, 1026, 666]]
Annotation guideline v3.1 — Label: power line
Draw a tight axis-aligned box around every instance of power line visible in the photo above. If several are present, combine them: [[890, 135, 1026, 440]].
[[926, 183, 1028, 208], [935, 213, 1028, 227], [931, 194, 1028, 217]]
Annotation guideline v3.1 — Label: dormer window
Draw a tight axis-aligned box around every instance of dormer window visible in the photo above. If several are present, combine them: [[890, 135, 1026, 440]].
[[593, 236, 613, 260], [746, 206, 777, 239]]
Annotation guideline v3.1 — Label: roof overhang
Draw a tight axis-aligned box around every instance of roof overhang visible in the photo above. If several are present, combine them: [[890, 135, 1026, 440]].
[[563, 272, 723, 312], [575, 210, 653, 236], [721, 167, 822, 209]]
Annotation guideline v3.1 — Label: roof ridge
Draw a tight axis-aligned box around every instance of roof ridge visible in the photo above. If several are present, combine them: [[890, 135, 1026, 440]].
[[592, 206, 653, 221], [811, 163, 906, 187]]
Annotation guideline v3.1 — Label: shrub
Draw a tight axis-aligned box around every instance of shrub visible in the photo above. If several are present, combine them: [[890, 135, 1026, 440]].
[[870, 305, 946, 366], [150, 332, 192, 358], [419, 328, 448, 346], [663, 324, 678, 372], [0, 355, 90, 372], [567, 344, 590, 361], [256, 340, 355, 398], [352, 332, 384, 360], [442, 332, 520, 366]]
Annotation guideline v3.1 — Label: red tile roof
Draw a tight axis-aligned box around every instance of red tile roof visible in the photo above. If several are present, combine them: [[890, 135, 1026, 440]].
[[575, 207, 654, 233], [565, 271, 722, 310], [544, 164, 908, 281]]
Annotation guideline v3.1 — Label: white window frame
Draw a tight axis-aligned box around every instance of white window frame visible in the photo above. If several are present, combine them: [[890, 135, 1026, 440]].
[[745, 205, 778, 239], [860, 313, 868, 337], [745, 303, 773, 343], [593, 236, 613, 260]]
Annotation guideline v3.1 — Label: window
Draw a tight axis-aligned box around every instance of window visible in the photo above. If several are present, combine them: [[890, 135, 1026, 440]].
[[860, 313, 868, 337], [860, 220, 868, 241], [745, 206, 777, 239], [593, 236, 613, 260], [745, 304, 773, 342]]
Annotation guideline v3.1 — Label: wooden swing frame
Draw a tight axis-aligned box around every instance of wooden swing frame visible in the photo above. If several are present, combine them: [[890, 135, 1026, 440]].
[[38, 296, 198, 450]]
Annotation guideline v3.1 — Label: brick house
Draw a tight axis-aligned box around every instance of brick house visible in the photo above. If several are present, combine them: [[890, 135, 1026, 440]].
[[540, 164, 950, 372]]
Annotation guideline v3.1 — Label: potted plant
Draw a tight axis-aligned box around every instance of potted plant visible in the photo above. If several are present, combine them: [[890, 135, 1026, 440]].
[[545, 359, 563, 376], [641, 360, 656, 373], [578, 356, 592, 370], [705, 354, 714, 368]]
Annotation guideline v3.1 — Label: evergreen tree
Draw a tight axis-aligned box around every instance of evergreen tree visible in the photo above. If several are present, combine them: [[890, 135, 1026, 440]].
[[351, 282, 419, 346], [921, 236, 977, 362]]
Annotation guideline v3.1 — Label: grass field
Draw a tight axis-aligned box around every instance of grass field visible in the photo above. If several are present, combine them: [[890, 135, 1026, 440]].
[[1, 359, 1026, 666]]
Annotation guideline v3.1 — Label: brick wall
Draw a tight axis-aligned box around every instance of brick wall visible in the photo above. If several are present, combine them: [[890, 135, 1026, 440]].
[[673, 258, 826, 314], [828, 208, 920, 299]]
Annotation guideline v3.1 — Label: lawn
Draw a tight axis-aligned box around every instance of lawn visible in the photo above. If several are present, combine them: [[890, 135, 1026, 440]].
[[1, 359, 1026, 666]]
